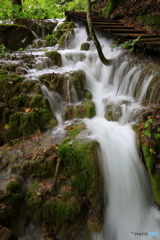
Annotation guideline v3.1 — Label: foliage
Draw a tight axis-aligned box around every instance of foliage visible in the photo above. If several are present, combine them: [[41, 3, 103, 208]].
[[0, 44, 10, 57], [110, 37, 141, 53], [141, 117, 160, 142], [0, 0, 86, 20], [66, 0, 86, 11], [45, 35, 57, 46]]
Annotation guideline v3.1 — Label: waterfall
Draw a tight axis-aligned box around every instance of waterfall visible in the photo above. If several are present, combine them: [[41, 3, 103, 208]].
[[41, 84, 63, 125], [62, 23, 160, 239], [2, 19, 159, 240]]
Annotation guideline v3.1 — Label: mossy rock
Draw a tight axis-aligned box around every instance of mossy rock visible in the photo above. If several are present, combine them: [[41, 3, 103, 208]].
[[59, 29, 74, 48], [52, 21, 76, 48], [0, 179, 24, 230], [58, 138, 99, 199], [40, 70, 86, 101], [64, 101, 96, 120], [0, 70, 53, 144], [2, 108, 52, 143], [81, 42, 90, 51], [137, 14, 160, 34], [26, 181, 82, 230], [29, 94, 47, 108], [142, 145, 160, 205], [0, 63, 18, 72], [45, 51, 62, 67]]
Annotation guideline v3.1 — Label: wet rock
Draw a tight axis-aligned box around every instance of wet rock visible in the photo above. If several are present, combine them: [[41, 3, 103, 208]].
[[32, 39, 48, 48], [81, 42, 90, 51], [64, 101, 96, 120], [0, 225, 18, 240], [45, 51, 62, 67], [52, 21, 76, 48], [16, 67, 28, 74], [0, 24, 35, 51], [40, 70, 86, 102]]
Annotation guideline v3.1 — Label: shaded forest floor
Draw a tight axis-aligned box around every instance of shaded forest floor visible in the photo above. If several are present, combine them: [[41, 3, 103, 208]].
[[94, 0, 160, 34]]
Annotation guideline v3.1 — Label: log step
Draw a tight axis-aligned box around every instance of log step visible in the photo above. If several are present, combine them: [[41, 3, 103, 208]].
[[105, 29, 146, 33], [95, 26, 135, 30]]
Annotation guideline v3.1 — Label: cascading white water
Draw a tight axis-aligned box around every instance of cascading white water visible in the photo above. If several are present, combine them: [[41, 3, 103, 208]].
[[61, 23, 160, 239], [17, 20, 159, 239], [41, 84, 64, 125]]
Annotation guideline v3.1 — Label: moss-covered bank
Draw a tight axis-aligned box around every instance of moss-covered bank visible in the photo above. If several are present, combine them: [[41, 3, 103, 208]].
[[138, 107, 160, 205]]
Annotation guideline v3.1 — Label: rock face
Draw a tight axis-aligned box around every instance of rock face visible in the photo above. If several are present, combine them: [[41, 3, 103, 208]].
[[14, 18, 58, 38], [0, 24, 35, 51], [0, 225, 18, 240]]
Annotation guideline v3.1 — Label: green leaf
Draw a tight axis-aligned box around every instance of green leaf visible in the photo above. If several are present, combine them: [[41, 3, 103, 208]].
[[144, 122, 150, 128], [154, 134, 160, 139], [144, 129, 151, 137]]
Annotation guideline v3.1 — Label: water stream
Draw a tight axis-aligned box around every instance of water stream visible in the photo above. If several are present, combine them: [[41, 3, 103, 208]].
[[1, 20, 160, 239], [47, 22, 159, 239]]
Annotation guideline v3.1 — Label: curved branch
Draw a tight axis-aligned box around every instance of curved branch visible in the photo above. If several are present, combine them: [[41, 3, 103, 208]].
[[86, 0, 113, 65]]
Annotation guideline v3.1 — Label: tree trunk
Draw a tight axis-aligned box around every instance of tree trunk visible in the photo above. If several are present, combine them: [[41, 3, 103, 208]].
[[86, 0, 113, 65], [12, 0, 22, 11]]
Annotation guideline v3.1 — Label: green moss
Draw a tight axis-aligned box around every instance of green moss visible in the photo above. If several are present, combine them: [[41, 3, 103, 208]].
[[42, 196, 80, 226], [4, 112, 23, 141], [81, 42, 90, 51], [52, 21, 76, 48], [142, 145, 155, 175], [84, 101, 96, 118], [38, 109, 52, 129], [0, 180, 23, 229], [20, 154, 56, 178], [69, 123, 85, 139], [151, 172, 160, 205], [29, 94, 46, 108], [142, 145, 160, 204], [2, 107, 53, 143], [58, 138, 99, 199], [20, 111, 39, 136], [137, 14, 160, 33], [69, 101, 95, 119], [45, 51, 62, 67], [56, 21, 75, 31], [11, 94, 28, 109], [6, 180, 21, 193], [26, 180, 81, 228], [85, 90, 92, 99]]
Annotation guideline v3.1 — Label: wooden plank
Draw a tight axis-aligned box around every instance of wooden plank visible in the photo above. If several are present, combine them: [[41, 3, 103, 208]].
[[138, 38, 160, 42], [95, 26, 135, 29], [105, 29, 146, 33], [115, 34, 160, 39], [93, 22, 124, 25]]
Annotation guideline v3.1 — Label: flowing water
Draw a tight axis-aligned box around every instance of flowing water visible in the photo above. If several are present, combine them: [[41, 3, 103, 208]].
[[46, 22, 159, 240], [1, 20, 160, 239]]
